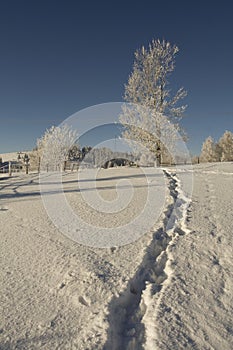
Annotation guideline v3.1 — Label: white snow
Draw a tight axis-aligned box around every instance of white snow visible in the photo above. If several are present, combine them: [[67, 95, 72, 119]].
[[0, 163, 233, 349], [0, 151, 29, 162]]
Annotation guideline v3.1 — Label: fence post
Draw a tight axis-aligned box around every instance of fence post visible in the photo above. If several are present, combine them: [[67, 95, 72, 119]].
[[9, 161, 12, 176], [63, 160, 67, 172], [38, 157, 41, 173]]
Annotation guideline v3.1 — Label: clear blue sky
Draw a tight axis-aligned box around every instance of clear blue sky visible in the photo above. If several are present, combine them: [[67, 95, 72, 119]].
[[0, 0, 232, 155]]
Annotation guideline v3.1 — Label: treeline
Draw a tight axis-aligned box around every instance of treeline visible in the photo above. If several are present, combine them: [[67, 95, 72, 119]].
[[29, 142, 134, 172], [70, 145, 134, 168], [194, 130, 233, 163]]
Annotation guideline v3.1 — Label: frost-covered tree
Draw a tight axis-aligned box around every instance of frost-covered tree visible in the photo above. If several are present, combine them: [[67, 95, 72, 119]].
[[84, 147, 113, 167], [200, 136, 219, 163], [218, 131, 233, 162], [192, 155, 200, 164], [29, 148, 41, 172], [214, 142, 222, 162], [120, 39, 187, 166], [37, 125, 77, 171]]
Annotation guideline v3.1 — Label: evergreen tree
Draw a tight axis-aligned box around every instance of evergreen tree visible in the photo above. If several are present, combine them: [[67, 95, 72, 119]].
[[200, 136, 218, 162], [218, 131, 233, 162]]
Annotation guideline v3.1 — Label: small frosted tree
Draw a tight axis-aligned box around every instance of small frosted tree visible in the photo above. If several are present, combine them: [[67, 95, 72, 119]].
[[37, 125, 78, 171], [200, 136, 219, 163], [120, 39, 187, 166], [218, 131, 233, 162], [68, 144, 81, 161]]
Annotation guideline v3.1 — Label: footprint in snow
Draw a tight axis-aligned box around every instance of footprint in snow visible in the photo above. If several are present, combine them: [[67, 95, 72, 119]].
[[0, 206, 8, 211], [78, 296, 89, 307]]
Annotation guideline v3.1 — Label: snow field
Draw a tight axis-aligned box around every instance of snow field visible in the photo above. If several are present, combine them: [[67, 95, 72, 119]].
[[0, 163, 233, 349]]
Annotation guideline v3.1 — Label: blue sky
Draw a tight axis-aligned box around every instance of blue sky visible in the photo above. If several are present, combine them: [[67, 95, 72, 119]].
[[0, 0, 232, 155]]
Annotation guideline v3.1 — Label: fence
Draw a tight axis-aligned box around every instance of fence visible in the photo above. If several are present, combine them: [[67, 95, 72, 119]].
[[0, 162, 24, 176]]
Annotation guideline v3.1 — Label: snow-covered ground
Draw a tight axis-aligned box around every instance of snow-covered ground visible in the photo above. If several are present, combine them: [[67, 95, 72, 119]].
[[0, 152, 29, 162], [0, 163, 232, 349]]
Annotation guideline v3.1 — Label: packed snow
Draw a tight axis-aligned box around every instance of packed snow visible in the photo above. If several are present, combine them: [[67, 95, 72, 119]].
[[0, 163, 233, 349]]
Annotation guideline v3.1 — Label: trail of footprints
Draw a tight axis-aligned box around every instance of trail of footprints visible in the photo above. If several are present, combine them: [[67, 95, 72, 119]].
[[0, 205, 8, 211], [203, 175, 223, 245]]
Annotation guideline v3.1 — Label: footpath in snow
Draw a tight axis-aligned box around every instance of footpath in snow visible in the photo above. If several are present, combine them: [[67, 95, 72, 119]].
[[103, 168, 191, 350]]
